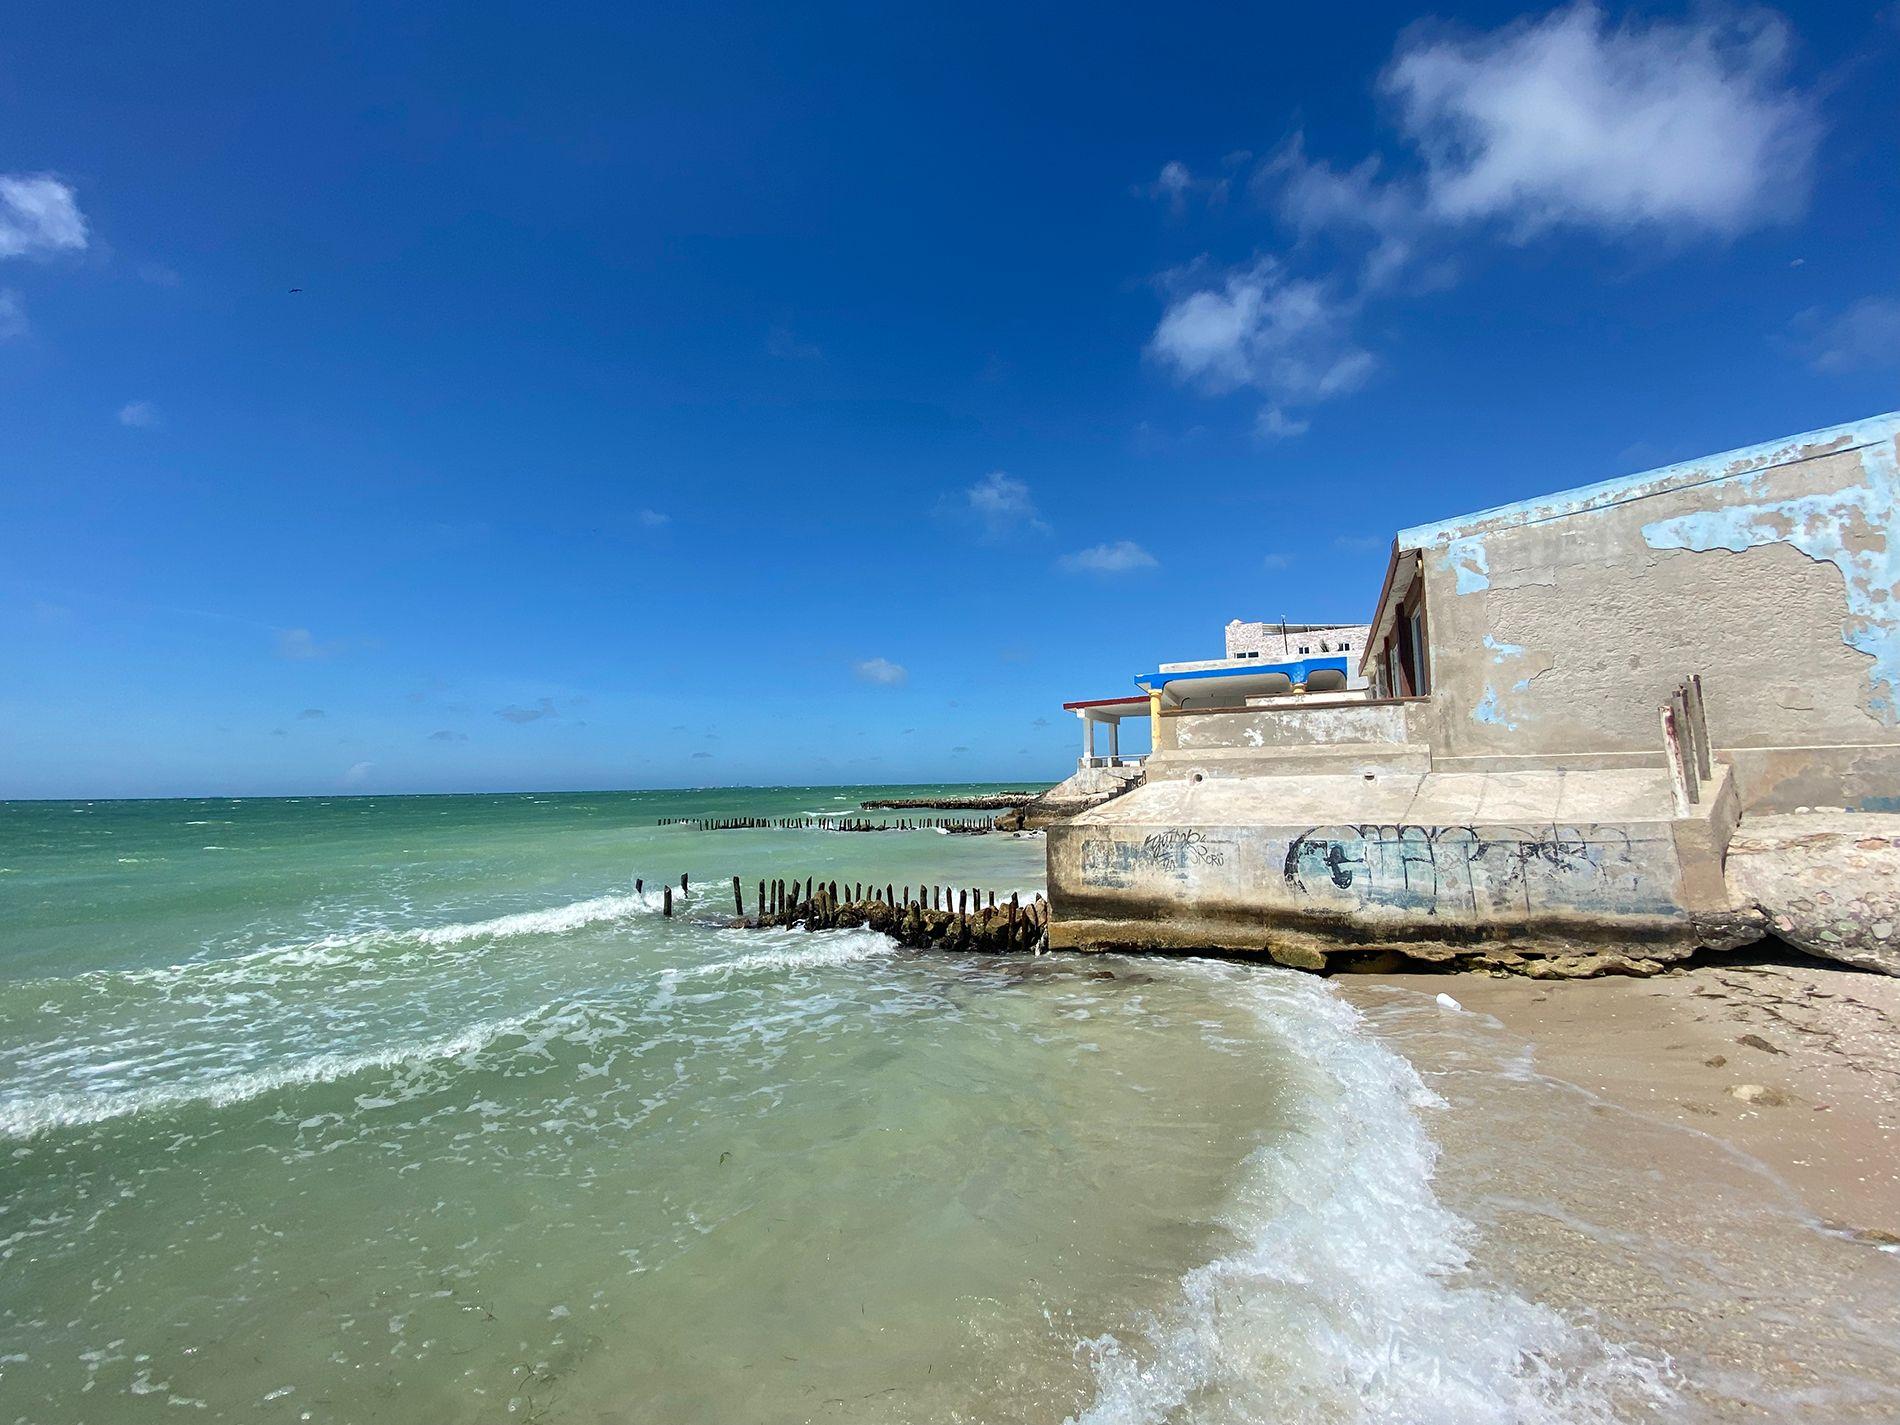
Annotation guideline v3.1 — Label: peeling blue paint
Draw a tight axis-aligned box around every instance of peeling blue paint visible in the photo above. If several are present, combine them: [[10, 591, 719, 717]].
[[1641, 442, 1899, 724], [1472, 686, 1516, 730], [1450, 537, 1490, 594], [1398, 412, 1900, 550], [1482, 634, 1526, 662]]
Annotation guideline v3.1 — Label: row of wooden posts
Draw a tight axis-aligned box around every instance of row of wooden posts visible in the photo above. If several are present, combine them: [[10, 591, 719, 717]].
[[655, 815, 997, 833], [636, 872, 1049, 952]]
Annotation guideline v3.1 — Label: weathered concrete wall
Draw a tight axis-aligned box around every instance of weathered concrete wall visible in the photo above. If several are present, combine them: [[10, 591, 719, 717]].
[[1405, 416, 1900, 814], [1164, 700, 1416, 752], [1047, 768, 1749, 967]]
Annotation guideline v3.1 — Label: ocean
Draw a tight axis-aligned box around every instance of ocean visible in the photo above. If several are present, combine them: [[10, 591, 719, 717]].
[[0, 787, 1700, 1421]]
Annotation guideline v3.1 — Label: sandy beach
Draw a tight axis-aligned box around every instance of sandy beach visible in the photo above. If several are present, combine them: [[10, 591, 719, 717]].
[[1341, 953, 1900, 1420]]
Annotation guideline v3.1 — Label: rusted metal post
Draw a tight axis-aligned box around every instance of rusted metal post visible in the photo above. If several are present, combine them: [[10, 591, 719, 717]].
[[1661, 705, 1694, 817], [1686, 674, 1713, 782], [1670, 689, 1700, 805]]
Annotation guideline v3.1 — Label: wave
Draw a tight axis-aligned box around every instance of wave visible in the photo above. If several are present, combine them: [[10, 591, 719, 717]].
[[689, 927, 895, 979], [407, 890, 669, 947], [1069, 966, 1670, 1425], [0, 1015, 530, 1141], [105, 886, 677, 991], [1, 913, 889, 1143]]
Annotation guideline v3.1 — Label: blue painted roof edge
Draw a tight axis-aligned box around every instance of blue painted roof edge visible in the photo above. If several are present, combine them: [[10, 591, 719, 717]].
[[1136, 657, 1349, 689], [1396, 410, 1900, 550]]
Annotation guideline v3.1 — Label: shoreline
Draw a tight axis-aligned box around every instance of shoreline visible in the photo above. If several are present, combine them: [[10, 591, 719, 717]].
[[1347, 951, 1900, 1230], [1338, 953, 1900, 1419]]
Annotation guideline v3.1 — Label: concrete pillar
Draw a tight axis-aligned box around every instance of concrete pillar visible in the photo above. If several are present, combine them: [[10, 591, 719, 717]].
[[1108, 720, 1119, 762], [1149, 691, 1162, 750], [1081, 714, 1095, 764]]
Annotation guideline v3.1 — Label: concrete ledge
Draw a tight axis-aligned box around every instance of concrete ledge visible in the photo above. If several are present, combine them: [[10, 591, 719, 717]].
[[1143, 744, 1431, 781]]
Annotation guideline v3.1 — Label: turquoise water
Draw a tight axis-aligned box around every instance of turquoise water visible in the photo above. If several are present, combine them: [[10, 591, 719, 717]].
[[1, 787, 1657, 1423]]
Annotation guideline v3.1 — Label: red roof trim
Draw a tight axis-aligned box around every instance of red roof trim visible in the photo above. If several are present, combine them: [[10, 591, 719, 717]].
[[1061, 695, 1151, 710]]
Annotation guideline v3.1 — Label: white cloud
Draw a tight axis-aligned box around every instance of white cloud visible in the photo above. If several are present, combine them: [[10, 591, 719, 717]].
[[1151, 257, 1375, 412], [1140, 160, 1229, 214], [117, 399, 160, 428], [1255, 406, 1311, 441], [1262, 553, 1293, 570], [1263, 136, 1426, 291], [1147, 4, 1818, 435], [343, 761, 374, 787], [0, 289, 24, 340], [636, 508, 670, 528], [1059, 540, 1159, 575], [854, 657, 908, 685], [962, 470, 1048, 538], [1386, 4, 1818, 237], [274, 627, 344, 660], [0, 175, 88, 259], [1797, 296, 1900, 373]]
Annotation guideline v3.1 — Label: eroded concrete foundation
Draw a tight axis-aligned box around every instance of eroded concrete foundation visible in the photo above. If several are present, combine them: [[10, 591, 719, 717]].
[[1047, 767, 1756, 973]]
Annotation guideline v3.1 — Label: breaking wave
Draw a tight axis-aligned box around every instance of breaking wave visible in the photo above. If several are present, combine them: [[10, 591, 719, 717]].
[[1070, 966, 1671, 1425], [0, 1016, 532, 1140]]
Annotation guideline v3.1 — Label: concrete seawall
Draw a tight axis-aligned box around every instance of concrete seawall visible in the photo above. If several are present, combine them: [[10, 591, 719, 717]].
[[1047, 766, 1758, 974]]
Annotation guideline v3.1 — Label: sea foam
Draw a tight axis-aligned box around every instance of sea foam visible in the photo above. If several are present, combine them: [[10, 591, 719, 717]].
[[1069, 966, 1670, 1425], [0, 1016, 530, 1140]]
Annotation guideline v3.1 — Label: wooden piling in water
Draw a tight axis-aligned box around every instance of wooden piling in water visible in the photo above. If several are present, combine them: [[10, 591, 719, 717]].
[[663, 886, 673, 918]]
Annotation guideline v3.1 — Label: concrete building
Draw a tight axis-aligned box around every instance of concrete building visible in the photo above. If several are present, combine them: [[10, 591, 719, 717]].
[[1047, 412, 1900, 972]]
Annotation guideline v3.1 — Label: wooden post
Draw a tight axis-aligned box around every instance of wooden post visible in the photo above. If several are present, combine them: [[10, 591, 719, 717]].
[[680, 872, 689, 891], [758, 881, 767, 920], [733, 876, 744, 917], [663, 886, 673, 918], [635, 878, 643, 894]]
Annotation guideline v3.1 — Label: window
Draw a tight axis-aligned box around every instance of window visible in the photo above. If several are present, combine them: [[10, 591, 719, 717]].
[[1341, 640, 1350, 651], [1298, 645, 1309, 654], [1408, 610, 1429, 694]]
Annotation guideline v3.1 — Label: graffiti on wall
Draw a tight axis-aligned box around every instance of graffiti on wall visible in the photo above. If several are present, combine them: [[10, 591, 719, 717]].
[[1283, 822, 1671, 917], [1081, 827, 1234, 888]]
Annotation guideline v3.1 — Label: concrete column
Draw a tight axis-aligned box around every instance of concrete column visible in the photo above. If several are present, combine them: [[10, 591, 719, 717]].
[[1081, 714, 1095, 763], [1108, 720, 1119, 762]]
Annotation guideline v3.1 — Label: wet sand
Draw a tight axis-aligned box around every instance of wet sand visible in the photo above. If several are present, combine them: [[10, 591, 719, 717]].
[[1340, 953, 1900, 1420]]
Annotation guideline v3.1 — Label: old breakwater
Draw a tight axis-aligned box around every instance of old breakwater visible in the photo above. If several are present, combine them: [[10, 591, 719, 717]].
[[637, 870, 1049, 951], [657, 815, 1000, 833], [748, 879, 1050, 952]]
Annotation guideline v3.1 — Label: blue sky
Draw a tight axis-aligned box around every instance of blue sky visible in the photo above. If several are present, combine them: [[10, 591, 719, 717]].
[[3, 1, 1897, 798]]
